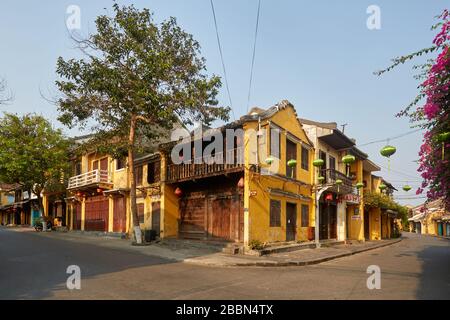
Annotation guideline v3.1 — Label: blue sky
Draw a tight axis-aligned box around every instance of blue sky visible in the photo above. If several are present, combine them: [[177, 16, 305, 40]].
[[0, 0, 447, 205]]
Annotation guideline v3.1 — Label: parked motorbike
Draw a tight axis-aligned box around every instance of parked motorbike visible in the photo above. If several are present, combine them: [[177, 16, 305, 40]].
[[34, 219, 52, 232]]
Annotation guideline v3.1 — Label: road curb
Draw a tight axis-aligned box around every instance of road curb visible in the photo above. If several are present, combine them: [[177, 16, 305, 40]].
[[184, 238, 403, 268]]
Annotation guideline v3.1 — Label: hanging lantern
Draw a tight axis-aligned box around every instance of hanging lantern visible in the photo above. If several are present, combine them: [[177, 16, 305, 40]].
[[265, 157, 274, 165], [380, 145, 396, 157], [437, 132, 450, 161], [380, 145, 397, 171], [237, 177, 244, 189], [313, 159, 324, 167], [355, 182, 364, 189], [403, 185, 412, 192], [379, 184, 387, 192], [287, 159, 297, 167], [325, 193, 333, 201], [174, 187, 183, 197], [342, 154, 356, 165], [342, 154, 356, 177], [318, 176, 325, 184], [335, 179, 343, 193]]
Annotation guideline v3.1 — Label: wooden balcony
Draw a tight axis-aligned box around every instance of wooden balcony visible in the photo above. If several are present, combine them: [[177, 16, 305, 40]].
[[67, 169, 113, 190], [166, 148, 244, 183], [320, 168, 355, 195]]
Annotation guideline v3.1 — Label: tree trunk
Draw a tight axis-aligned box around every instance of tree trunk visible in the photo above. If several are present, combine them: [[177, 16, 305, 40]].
[[129, 115, 142, 244]]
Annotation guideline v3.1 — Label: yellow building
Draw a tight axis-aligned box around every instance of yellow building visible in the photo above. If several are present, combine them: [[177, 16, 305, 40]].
[[158, 100, 315, 246]]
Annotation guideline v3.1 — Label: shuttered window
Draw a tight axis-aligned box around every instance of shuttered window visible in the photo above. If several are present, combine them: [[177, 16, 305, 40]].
[[301, 204, 309, 227], [135, 165, 143, 186], [147, 161, 161, 184], [301, 146, 309, 171], [270, 200, 281, 227]]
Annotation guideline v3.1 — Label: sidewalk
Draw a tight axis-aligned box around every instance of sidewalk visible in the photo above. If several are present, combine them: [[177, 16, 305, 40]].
[[2, 226, 402, 267], [184, 238, 402, 267]]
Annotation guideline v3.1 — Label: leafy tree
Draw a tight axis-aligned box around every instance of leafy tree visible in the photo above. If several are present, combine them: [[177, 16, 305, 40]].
[[55, 4, 229, 243], [376, 10, 450, 208], [0, 113, 70, 214]]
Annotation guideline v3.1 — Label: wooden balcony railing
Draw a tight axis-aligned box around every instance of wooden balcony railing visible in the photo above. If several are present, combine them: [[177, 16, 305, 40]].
[[68, 169, 112, 189], [166, 148, 244, 183], [320, 168, 354, 193]]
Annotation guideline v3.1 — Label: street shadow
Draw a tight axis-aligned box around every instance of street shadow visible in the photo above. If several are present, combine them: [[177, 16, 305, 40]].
[[416, 237, 450, 299], [0, 228, 222, 300]]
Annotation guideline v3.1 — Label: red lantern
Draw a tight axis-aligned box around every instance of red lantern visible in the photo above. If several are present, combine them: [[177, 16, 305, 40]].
[[325, 193, 333, 202], [174, 187, 183, 197], [237, 177, 244, 189], [97, 188, 103, 194]]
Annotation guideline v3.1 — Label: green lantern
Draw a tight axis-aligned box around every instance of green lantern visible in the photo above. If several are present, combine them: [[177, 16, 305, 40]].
[[355, 182, 364, 189], [380, 145, 397, 171], [403, 185, 412, 192], [336, 179, 343, 192], [318, 176, 325, 184], [287, 159, 297, 167], [342, 154, 356, 165], [379, 184, 387, 192], [265, 157, 274, 165], [380, 145, 396, 157], [342, 154, 356, 176], [313, 159, 324, 167]]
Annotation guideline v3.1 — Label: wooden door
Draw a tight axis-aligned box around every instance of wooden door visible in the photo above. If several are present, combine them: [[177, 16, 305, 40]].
[[179, 197, 206, 239], [84, 196, 109, 231], [319, 203, 328, 240], [151, 202, 161, 236], [364, 210, 370, 240], [209, 196, 232, 240], [286, 202, 297, 241], [113, 196, 126, 233], [74, 202, 82, 230], [329, 204, 337, 239]]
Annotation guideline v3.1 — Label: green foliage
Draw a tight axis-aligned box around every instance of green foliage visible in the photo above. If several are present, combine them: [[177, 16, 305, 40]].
[[364, 191, 409, 228], [55, 3, 230, 155], [0, 113, 70, 207], [248, 240, 265, 251]]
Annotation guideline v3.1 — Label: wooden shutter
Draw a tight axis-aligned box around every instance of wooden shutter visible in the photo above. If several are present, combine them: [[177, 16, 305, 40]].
[[270, 200, 281, 227], [301, 204, 309, 227]]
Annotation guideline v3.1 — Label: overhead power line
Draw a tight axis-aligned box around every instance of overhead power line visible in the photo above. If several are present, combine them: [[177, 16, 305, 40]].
[[210, 0, 235, 120], [378, 164, 420, 180], [357, 128, 422, 147], [246, 0, 262, 112]]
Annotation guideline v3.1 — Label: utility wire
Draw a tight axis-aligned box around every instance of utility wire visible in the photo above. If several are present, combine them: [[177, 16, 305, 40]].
[[379, 164, 419, 180], [210, 0, 235, 120], [246, 0, 262, 112], [356, 128, 422, 147]]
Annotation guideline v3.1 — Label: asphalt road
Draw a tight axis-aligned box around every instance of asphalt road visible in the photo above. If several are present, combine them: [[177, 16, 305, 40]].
[[0, 228, 448, 299]]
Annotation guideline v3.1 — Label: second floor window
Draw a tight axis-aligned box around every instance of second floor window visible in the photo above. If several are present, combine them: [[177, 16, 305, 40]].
[[286, 139, 297, 179], [329, 155, 336, 171], [135, 165, 143, 186], [301, 146, 309, 171], [147, 161, 161, 184], [269, 127, 280, 159], [116, 157, 126, 170]]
